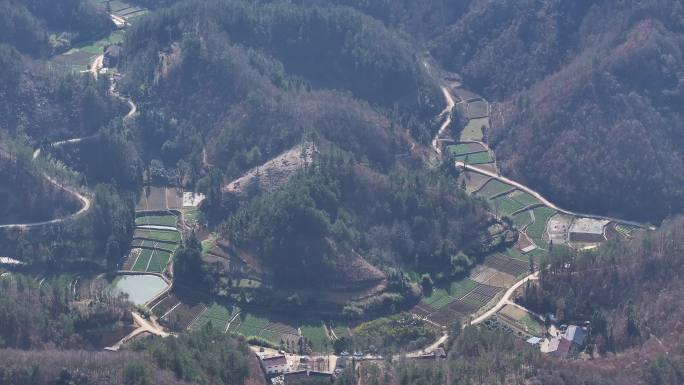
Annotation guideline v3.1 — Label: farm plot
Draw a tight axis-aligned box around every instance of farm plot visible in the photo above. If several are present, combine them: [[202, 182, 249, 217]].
[[513, 210, 533, 229], [129, 248, 171, 273], [508, 190, 540, 208], [150, 295, 180, 318], [490, 194, 527, 217], [51, 30, 125, 69], [453, 151, 493, 165], [483, 271, 517, 288], [446, 143, 487, 156], [410, 303, 435, 319], [123, 248, 141, 270], [164, 302, 207, 331], [146, 250, 171, 273], [461, 284, 501, 308], [134, 229, 181, 243], [466, 100, 489, 119], [460, 172, 491, 194], [449, 278, 478, 300], [301, 321, 331, 353], [421, 288, 456, 310], [484, 254, 529, 277], [228, 313, 274, 344], [428, 300, 478, 327], [460, 117, 488, 141], [192, 303, 239, 331], [470, 265, 499, 284], [503, 247, 524, 260], [498, 305, 545, 337], [137, 187, 183, 211], [131, 239, 177, 252], [135, 214, 177, 227], [526, 207, 557, 247], [477, 179, 514, 199]]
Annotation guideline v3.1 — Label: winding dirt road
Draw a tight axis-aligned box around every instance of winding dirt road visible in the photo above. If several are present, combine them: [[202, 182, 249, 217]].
[[431, 86, 456, 155], [105, 312, 169, 351], [0, 55, 136, 230], [456, 161, 650, 228]]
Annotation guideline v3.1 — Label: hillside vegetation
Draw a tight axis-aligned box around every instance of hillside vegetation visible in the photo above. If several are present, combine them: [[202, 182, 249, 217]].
[[428, 0, 684, 221], [118, 0, 499, 300]]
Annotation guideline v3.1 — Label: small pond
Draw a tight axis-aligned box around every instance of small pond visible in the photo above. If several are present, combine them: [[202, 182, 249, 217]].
[[112, 274, 168, 305]]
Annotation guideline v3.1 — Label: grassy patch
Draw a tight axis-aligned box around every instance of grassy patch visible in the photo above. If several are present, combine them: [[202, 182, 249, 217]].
[[201, 234, 218, 254], [519, 314, 545, 336], [513, 210, 533, 229], [446, 144, 474, 156], [527, 207, 557, 247], [183, 208, 200, 225], [460, 117, 488, 141], [301, 321, 330, 353]]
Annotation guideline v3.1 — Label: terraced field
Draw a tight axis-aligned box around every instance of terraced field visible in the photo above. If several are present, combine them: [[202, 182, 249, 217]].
[[460, 117, 488, 141], [453, 151, 493, 165], [131, 239, 177, 252], [134, 229, 181, 243], [449, 278, 479, 299], [461, 284, 501, 308], [477, 179, 514, 198], [484, 254, 529, 277], [428, 300, 478, 327], [135, 214, 178, 227], [192, 303, 240, 330], [490, 194, 527, 216], [446, 143, 485, 156], [421, 288, 456, 309]]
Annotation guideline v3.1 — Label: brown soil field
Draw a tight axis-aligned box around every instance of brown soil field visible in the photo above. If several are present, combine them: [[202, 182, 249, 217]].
[[484, 254, 529, 276]]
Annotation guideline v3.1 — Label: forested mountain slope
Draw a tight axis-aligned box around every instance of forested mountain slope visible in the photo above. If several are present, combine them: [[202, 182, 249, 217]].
[[307, 0, 684, 222], [433, 0, 684, 221], [118, 0, 501, 296], [351, 216, 684, 385], [0, 0, 112, 57]]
